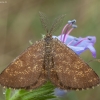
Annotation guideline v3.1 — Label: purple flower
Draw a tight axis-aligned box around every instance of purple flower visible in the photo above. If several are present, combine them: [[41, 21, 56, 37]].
[[54, 88, 67, 97], [53, 20, 96, 58], [53, 20, 96, 97]]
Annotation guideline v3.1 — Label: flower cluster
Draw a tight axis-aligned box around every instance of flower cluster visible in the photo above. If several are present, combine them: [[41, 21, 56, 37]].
[[53, 20, 96, 97]]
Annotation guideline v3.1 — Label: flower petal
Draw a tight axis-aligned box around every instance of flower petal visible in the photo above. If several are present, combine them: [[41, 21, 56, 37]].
[[54, 88, 67, 97], [53, 35, 75, 44], [68, 45, 86, 55], [87, 44, 96, 58], [53, 35, 96, 58]]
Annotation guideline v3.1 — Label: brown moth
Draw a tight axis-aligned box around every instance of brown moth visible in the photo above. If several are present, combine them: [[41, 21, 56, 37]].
[[0, 12, 99, 90]]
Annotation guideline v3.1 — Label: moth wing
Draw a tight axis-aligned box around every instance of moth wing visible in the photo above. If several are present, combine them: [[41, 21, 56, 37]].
[[50, 39, 100, 90], [26, 70, 46, 90], [0, 40, 46, 89]]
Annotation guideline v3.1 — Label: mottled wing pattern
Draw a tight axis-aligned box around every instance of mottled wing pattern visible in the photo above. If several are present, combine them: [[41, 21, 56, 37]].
[[50, 38, 100, 90], [49, 67, 64, 89], [0, 40, 46, 89], [26, 70, 46, 89]]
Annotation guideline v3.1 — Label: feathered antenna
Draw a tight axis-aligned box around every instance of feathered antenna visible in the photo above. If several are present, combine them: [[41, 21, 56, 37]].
[[49, 14, 66, 34], [39, 11, 66, 34], [39, 11, 49, 33]]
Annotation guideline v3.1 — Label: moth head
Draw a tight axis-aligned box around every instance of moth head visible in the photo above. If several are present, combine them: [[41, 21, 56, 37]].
[[44, 33, 52, 42]]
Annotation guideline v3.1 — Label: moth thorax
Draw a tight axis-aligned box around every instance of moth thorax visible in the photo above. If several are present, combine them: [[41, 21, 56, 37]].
[[45, 34, 52, 43]]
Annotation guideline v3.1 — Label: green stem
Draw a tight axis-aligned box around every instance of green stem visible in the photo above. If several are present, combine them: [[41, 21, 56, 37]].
[[5, 88, 11, 100]]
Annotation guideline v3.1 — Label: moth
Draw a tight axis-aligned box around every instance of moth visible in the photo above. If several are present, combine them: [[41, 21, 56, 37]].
[[0, 12, 99, 90]]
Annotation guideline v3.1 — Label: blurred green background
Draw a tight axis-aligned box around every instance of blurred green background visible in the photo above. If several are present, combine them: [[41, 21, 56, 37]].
[[0, 0, 100, 100]]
